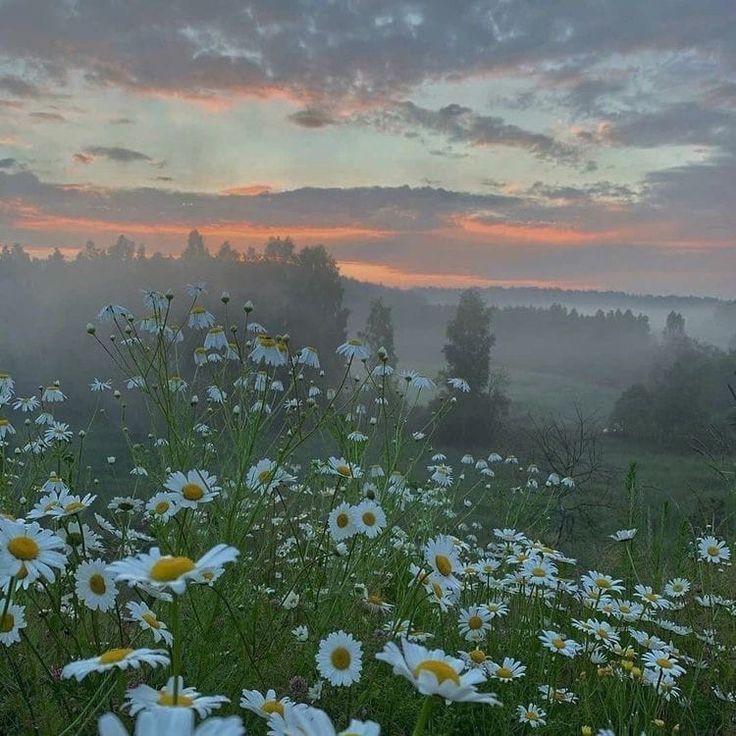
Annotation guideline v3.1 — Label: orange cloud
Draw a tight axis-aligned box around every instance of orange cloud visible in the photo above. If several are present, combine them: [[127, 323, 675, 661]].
[[6, 200, 393, 242], [337, 260, 597, 290], [220, 184, 274, 196]]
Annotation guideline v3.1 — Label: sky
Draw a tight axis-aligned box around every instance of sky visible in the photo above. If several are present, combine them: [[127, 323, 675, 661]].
[[0, 1, 735, 297]]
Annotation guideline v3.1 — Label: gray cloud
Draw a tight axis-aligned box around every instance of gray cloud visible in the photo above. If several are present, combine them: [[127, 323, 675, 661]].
[[288, 107, 336, 128], [82, 146, 153, 163], [29, 110, 65, 122], [0, 157, 17, 168]]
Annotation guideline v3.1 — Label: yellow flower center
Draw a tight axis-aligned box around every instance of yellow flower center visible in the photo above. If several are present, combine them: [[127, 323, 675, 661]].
[[0, 613, 14, 633], [367, 593, 384, 605], [596, 577, 611, 588], [469, 649, 486, 664], [656, 657, 673, 669], [154, 501, 170, 514], [531, 566, 546, 577], [8, 536, 39, 561], [142, 612, 161, 629], [98, 648, 134, 664], [336, 465, 351, 477], [496, 666, 513, 679], [330, 646, 351, 670], [150, 556, 196, 582], [435, 554, 453, 577], [89, 574, 106, 595], [258, 470, 273, 484], [158, 692, 194, 707], [181, 483, 204, 501], [467, 615, 484, 630], [707, 545, 720, 557], [414, 659, 460, 685], [262, 700, 284, 716], [552, 638, 566, 649], [362, 511, 376, 526], [336, 512, 350, 529], [64, 501, 85, 513]]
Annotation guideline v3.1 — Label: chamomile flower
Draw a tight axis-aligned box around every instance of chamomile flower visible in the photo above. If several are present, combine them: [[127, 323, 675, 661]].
[[0, 603, 26, 646], [447, 377, 470, 392], [539, 630, 581, 658], [204, 326, 228, 351], [609, 528, 637, 542], [316, 631, 363, 687], [126, 601, 174, 645], [517, 704, 546, 728], [664, 577, 691, 598], [240, 688, 292, 720], [109, 544, 239, 594], [376, 638, 500, 705], [146, 492, 180, 522], [164, 469, 220, 508], [297, 346, 320, 369], [246, 459, 295, 494], [458, 606, 492, 642], [250, 335, 287, 366], [126, 676, 229, 716], [0, 417, 15, 439], [336, 338, 370, 361], [424, 534, 463, 590], [354, 500, 386, 538], [62, 647, 169, 681], [75, 559, 117, 612], [188, 306, 215, 330], [697, 535, 731, 564], [488, 657, 526, 683], [49, 492, 97, 518], [642, 650, 687, 678], [0, 518, 67, 585], [42, 384, 66, 403], [328, 503, 358, 542], [327, 457, 363, 479]]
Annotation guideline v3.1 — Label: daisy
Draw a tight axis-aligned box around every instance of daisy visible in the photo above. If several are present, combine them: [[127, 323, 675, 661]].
[[336, 338, 370, 361], [424, 534, 463, 590], [61, 647, 169, 681], [89, 378, 112, 392], [98, 304, 128, 321], [539, 630, 581, 658], [375, 638, 500, 705], [328, 503, 358, 542], [109, 496, 144, 514], [634, 584, 671, 610], [249, 335, 287, 366], [44, 421, 73, 443], [109, 544, 239, 594], [447, 377, 470, 392], [0, 518, 67, 585], [188, 306, 215, 330], [581, 571, 625, 597], [488, 657, 526, 683], [126, 601, 174, 645], [0, 603, 26, 646], [49, 492, 97, 519], [354, 500, 386, 538], [42, 384, 66, 403], [0, 417, 15, 439], [517, 703, 546, 728], [146, 492, 180, 522], [297, 346, 320, 369], [246, 459, 296, 494], [609, 528, 637, 542], [75, 559, 117, 612], [642, 650, 687, 678], [697, 535, 731, 564], [126, 676, 228, 716], [327, 456, 363, 479], [12, 396, 40, 413], [316, 631, 363, 687], [164, 469, 221, 508], [457, 606, 492, 642], [26, 487, 73, 519], [240, 688, 292, 719], [664, 577, 691, 598], [204, 326, 228, 351]]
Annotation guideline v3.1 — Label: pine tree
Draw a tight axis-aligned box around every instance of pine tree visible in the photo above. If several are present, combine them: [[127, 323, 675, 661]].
[[360, 298, 397, 365]]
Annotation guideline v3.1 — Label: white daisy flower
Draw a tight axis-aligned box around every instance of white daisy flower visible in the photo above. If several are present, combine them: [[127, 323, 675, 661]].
[[246, 459, 296, 494], [249, 335, 287, 366], [354, 500, 386, 538], [240, 688, 292, 720], [126, 601, 174, 645], [126, 676, 229, 716], [424, 534, 463, 590], [146, 492, 180, 522], [0, 603, 26, 646], [0, 518, 67, 586], [61, 647, 169, 681], [457, 606, 492, 642], [328, 503, 358, 542], [336, 338, 370, 361], [315, 630, 363, 687], [327, 457, 363, 480], [164, 469, 221, 508], [517, 703, 546, 728], [109, 544, 239, 594], [697, 535, 731, 564], [609, 528, 637, 542], [538, 630, 581, 658], [376, 638, 500, 705], [488, 657, 526, 683], [75, 559, 117, 612]]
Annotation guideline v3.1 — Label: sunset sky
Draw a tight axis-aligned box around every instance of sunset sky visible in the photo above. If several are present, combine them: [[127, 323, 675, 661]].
[[1, 1, 735, 296]]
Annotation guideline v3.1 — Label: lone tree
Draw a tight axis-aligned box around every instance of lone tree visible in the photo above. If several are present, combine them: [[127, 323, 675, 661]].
[[435, 288, 508, 445], [182, 229, 209, 261], [360, 298, 397, 366]]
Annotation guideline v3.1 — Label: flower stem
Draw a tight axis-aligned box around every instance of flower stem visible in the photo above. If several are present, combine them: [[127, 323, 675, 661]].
[[412, 696, 437, 736]]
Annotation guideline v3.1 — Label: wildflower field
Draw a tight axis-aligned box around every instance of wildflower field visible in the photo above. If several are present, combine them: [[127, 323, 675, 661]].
[[0, 285, 734, 736]]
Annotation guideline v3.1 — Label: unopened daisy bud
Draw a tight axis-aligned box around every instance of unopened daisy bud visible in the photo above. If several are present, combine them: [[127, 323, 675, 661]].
[[230, 324, 237, 333], [107, 457, 115, 464], [165, 289, 174, 300], [113, 390, 121, 398], [19, 496, 26, 504], [190, 395, 199, 406], [86, 323, 96, 335], [377, 346, 388, 362], [78, 430, 86, 438], [581, 728, 593, 736], [652, 719, 665, 728], [243, 300, 254, 313], [631, 666, 642, 678], [221, 291, 230, 303]]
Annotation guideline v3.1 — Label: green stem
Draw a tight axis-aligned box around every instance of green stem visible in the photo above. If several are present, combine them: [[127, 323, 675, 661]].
[[413, 696, 437, 736]]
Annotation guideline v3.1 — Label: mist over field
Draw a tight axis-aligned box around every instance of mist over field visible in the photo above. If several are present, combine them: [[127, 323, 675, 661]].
[[1, 1, 736, 734]]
